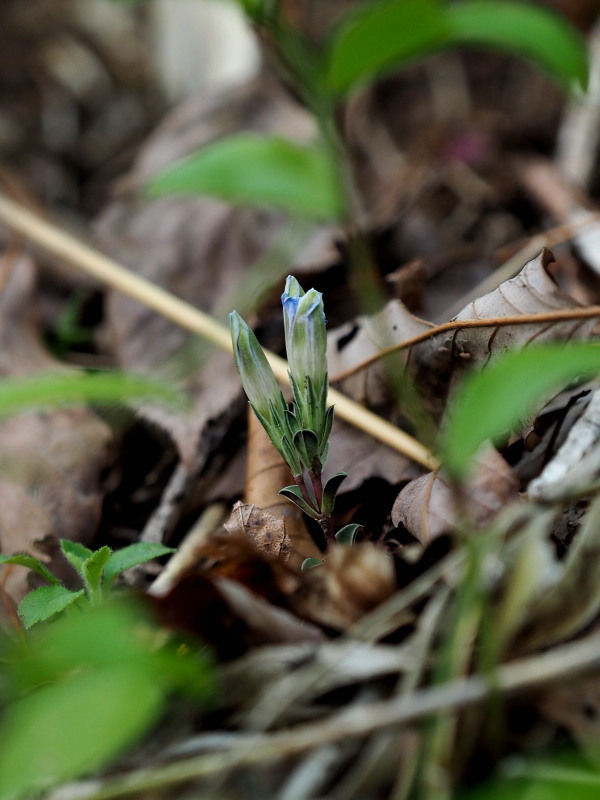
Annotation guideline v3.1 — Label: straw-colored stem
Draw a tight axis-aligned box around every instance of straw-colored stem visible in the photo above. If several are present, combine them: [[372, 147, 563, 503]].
[[0, 194, 439, 470]]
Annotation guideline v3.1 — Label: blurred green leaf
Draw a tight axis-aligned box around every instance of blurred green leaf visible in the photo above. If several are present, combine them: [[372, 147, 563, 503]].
[[0, 554, 60, 586], [446, 1, 588, 92], [335, 523, 362, 545], [0, 663, 164, 798], [441, 344, 600, 480], [326, 0, 588, 95], [0, 371, 183, 419], [104, 542, 175, 590], [18, 586, 85, 629], [148, 133, 344, 221], [326, 0, 448, 93]]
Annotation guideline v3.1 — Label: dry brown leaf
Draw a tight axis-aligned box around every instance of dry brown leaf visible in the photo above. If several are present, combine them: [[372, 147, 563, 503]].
[[0, 253, 113, 613], [224, 500, 292, 564], [392, 449, 519, 543], [246, 411, 322, 561]]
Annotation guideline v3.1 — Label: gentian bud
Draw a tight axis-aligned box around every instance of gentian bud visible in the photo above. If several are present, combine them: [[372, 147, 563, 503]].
[[229, 311, 301, 475], [281, 277, 329, 458]]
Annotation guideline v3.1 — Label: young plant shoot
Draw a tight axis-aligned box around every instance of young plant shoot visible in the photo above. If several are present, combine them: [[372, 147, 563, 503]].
[[230, 277, 358, 547]]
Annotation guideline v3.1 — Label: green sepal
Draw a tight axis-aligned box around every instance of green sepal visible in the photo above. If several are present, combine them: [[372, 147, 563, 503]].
[[294, 429, 321, 473], [0, 555, 61, 587], [319, 404, 335, 455], [301, 558, 324, 571], [335, 524, 362, 545], [279, 485, 319, 519], [322, 472, 348, 516]]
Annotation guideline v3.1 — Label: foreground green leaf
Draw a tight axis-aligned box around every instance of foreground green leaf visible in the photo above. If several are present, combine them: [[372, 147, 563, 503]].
[[148, 133, 344, 220], [441, 343, 600, 479], [0, 664, 164, 798], [18, 586, 85, 629], [80, 546, 111, 605]]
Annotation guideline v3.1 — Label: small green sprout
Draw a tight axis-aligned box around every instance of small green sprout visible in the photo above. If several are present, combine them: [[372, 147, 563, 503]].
[[0, 540, 174, 628], [230, 276, 359, 548]]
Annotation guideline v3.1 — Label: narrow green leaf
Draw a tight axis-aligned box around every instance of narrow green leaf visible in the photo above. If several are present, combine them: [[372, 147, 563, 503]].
[[60, 539, 94, 575], [0, 554, 60, 586], [0, 664, 164, 798], [322, 472, 348, 516], [279, 485, 319, 518], [81, 547, 112, 605], [441, 344, 600, 480], [104, 543, 175, 590], [446, 1, 588, 93], [327, 0, 449, 94], [0, 371, 183, 419], [148, 133, 345, 221], [335, 523, 362, 545], [18, 586, 85, 629], [293, 429, 321, 472], [301, 557, 324, 571]]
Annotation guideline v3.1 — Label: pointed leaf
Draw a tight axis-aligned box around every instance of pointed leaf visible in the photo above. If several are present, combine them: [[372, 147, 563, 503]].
[[301, 558, 324, 571], [60, 540, 94, 575], [279, 485, 319, 519], [18, 586, 85, 629], [322, 472, 348, 516], [104, 543, 175, 590], [335, 523, 362, 545], [81, 547, 111, 605], [148, 133, 344, 221], [0, 555, 60, 586], [442, 343, 600, 480]]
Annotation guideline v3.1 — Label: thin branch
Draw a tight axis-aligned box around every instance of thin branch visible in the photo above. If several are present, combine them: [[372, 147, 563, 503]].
[[331, 306, 600, 383], [0, 194, 438, 470], [47, 633, 600, 800]]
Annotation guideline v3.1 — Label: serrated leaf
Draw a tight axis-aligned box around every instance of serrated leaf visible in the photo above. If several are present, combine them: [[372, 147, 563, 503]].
[[104, 543, 175, 589], [0, 554, 60, 586], [279, 485, 319, 519], [441, 343, 600, 480], [0, 370, 183, 419], [335, 523, 362, 545], [446, 1, 588, 93], [81, 547, 112, 605], [0, 664, 164, 797], [322, 472, 348, 516], [301, 557, 324, 571], [60, 539, 94, 575], [18, 586, 85, 629], [148, 133, 344, 221], [327, 0, 449, 94]]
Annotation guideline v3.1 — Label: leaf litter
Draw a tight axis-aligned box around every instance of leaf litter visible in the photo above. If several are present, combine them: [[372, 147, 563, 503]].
[[4, 11, 600, 799]]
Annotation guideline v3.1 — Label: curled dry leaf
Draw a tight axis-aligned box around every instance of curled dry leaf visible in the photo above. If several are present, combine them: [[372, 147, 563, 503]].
[[295, 544, 397, 630], [330, 249, 597, 421], [392, 448, 519, 543], [0, 253, 113, 614]]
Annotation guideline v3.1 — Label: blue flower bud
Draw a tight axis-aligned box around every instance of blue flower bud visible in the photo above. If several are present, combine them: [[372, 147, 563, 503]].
[[229, 311, 301, 475], [281, 277, 329, 452]]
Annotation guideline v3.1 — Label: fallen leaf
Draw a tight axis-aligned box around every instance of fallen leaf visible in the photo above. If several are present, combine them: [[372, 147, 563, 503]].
[[392, 448, 519, 543]]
